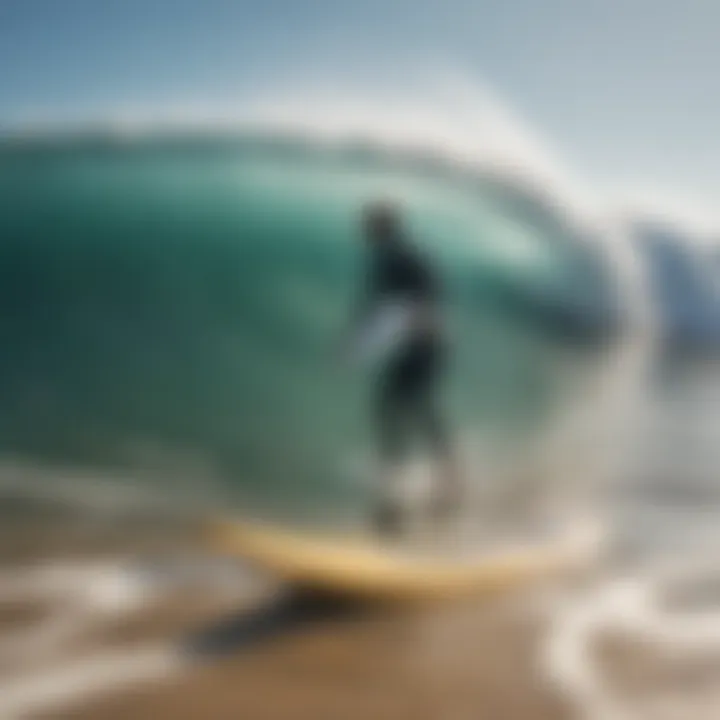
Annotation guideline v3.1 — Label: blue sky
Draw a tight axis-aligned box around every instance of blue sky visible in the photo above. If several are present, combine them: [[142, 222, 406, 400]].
[[1, 0, 718, 218]]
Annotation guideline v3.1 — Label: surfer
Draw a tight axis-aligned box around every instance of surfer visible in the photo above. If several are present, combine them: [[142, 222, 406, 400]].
[[341, 200, 459, 536]]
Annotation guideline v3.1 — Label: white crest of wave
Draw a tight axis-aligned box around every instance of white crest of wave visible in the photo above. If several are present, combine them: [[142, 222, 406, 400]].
[[245, 76, 554, 175], [6, 67, 653, 330], [7, 68, 597, 225], [239, 69, 598, 220]]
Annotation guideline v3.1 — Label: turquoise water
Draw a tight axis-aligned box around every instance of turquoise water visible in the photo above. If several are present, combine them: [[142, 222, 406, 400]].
[[0, 135, 618, 519]]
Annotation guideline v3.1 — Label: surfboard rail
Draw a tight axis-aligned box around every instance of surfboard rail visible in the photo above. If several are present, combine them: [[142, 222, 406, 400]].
[[206, 518, 604, 604]]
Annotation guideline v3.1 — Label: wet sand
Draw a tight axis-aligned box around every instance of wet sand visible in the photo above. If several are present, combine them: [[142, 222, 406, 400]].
[[74, 607, 568, 720], [0, 515, 573, 720]]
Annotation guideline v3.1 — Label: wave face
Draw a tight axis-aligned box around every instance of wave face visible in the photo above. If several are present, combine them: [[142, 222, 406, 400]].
[[0, 135, 621, 519]]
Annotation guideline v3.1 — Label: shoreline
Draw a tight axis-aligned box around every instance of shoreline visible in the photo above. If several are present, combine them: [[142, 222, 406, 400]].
[[0, 514, 571, 720], [2, 509, 719, 718]]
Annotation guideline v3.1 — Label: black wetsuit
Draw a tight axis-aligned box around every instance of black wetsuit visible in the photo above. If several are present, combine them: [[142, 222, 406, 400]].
[[362, 238, 450, 464]]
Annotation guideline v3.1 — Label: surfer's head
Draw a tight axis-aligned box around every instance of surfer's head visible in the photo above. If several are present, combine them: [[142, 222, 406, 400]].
[[362, 200, 403, 246]]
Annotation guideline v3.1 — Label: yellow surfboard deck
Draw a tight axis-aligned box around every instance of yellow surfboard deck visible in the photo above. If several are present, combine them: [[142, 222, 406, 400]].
[[207, 518, 604, 604]]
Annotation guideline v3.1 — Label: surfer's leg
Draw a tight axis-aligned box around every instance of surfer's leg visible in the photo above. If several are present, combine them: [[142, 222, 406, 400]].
[[375, 377, 406, 464], [425, 399, 461, 520], [372, 364, 412, 536], [412, 344, 461, 520]]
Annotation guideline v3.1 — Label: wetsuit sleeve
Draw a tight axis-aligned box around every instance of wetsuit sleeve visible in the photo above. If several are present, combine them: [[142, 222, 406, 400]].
[[344, 244, 439, 337]]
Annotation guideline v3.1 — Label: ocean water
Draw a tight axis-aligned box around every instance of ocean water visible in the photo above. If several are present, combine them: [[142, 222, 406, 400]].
[[0, 134, 622, 523]]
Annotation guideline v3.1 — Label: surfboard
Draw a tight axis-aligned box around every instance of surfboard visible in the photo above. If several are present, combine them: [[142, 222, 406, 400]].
[[206, 518, 604, 604], [353, 300, 415, 368]]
